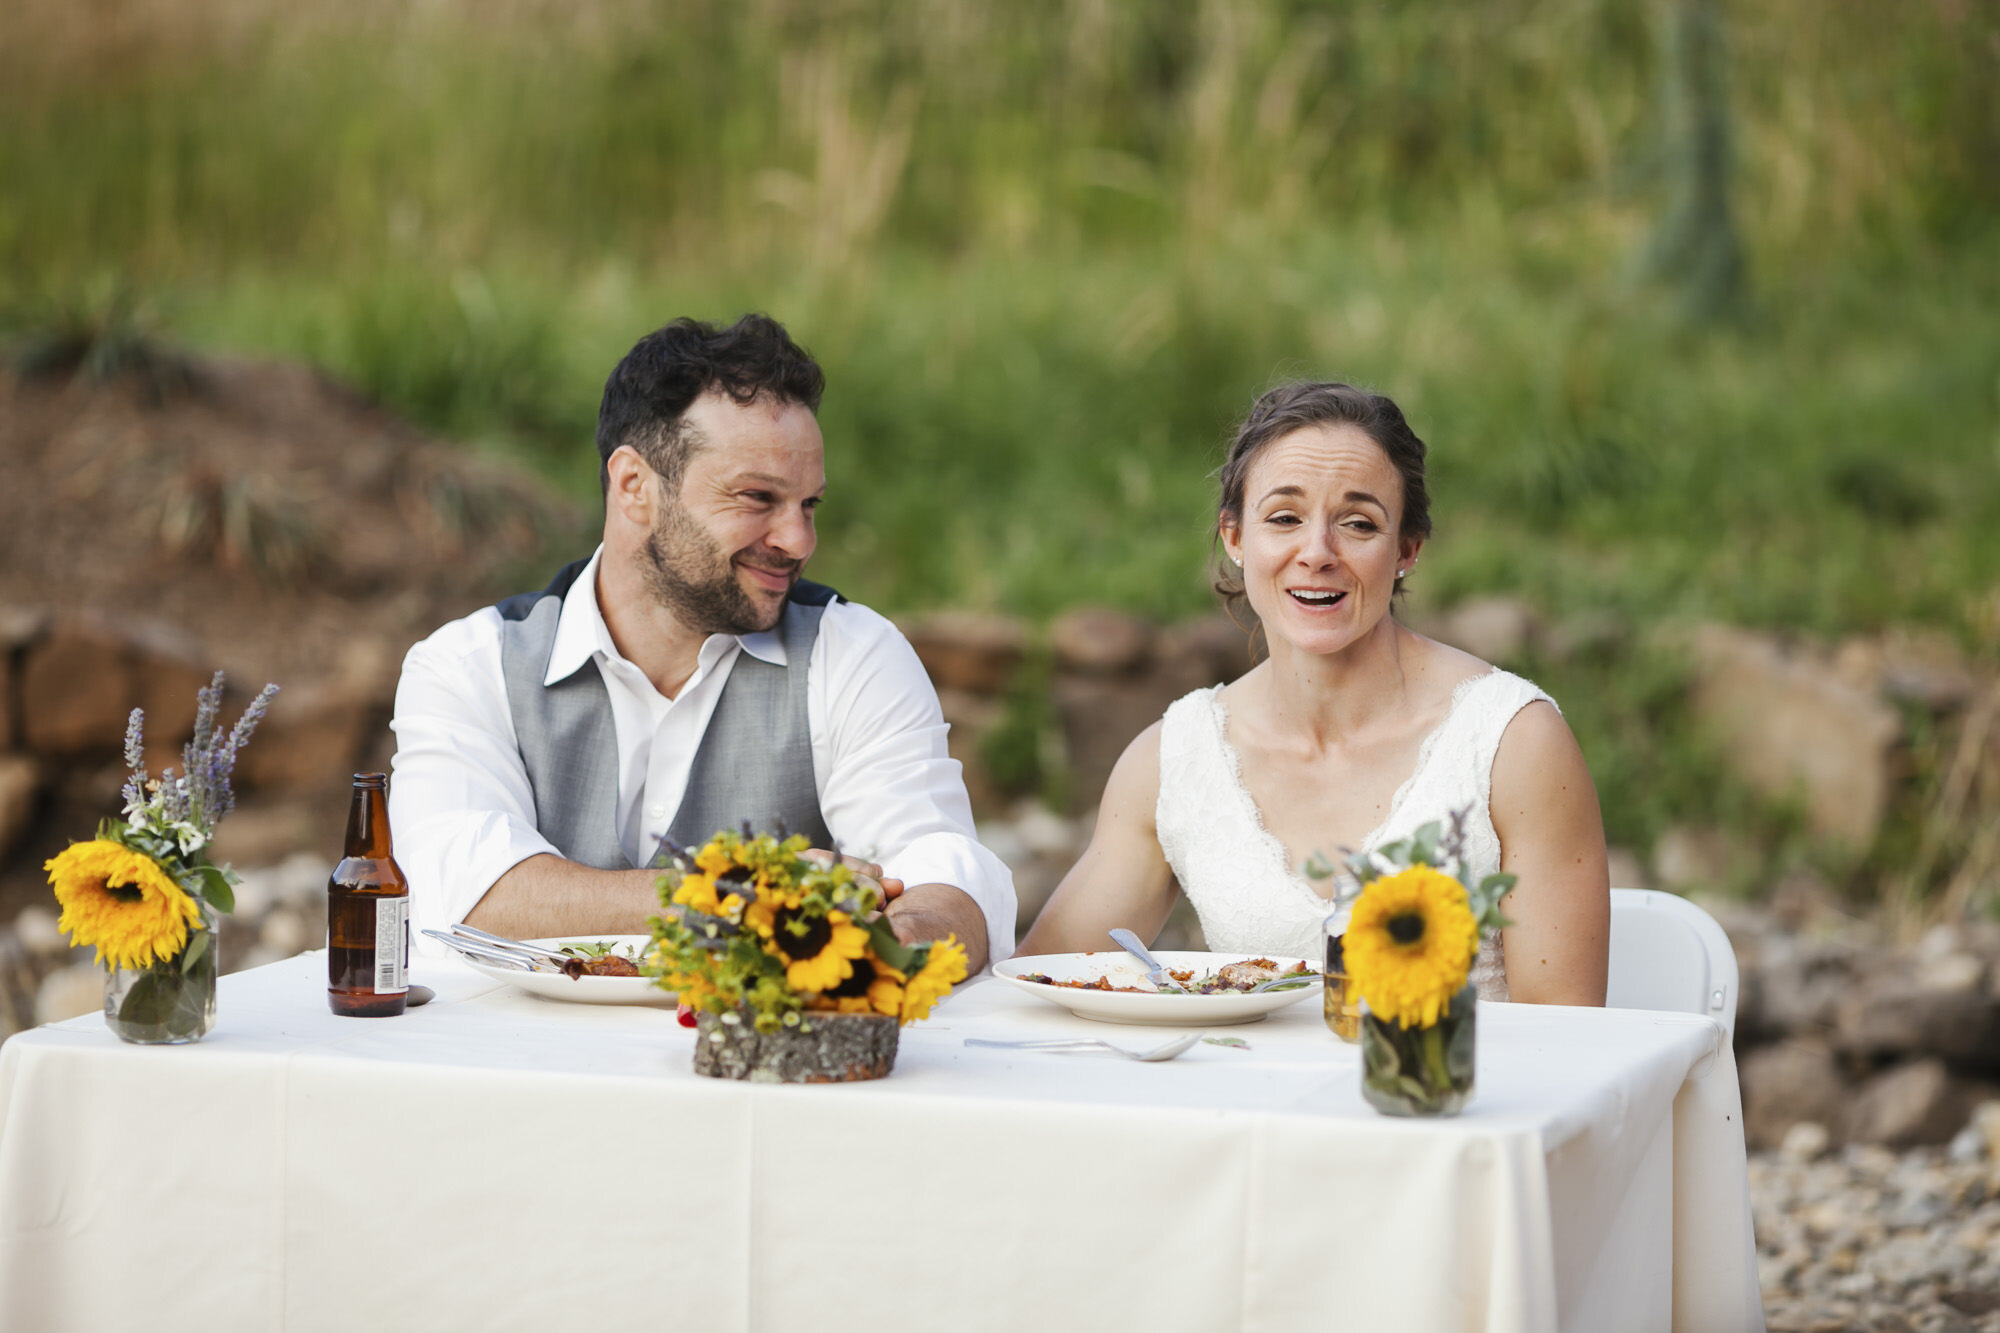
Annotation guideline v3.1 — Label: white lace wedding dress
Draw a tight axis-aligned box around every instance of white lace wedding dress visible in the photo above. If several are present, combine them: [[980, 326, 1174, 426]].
[[1155, 669, 1556, 1002]]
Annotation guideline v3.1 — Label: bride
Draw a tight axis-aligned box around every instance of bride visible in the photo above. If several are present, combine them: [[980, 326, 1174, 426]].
[[1019, 382, 1609, 1004]]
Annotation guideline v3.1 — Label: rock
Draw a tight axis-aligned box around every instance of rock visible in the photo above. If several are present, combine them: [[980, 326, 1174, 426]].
[[1430, 596, 1541, 665], [1687, 624, 1902, 846], [1543, 609, 1626, 662], [1837, 984, 2000, 1068], [1742, 1038, 1848, 1149], [207, 800, 334, 868], [936, 687, 1009, 815], [34, 962, 101, 1026], [1652, 824, 1738, 893], [1780, 1119, 1832, 1162], [0, 752, 39, 862], [1767, 867, 1844, 932], [1966, 1099, 2000, 1162], [1920, 954, 1989, 995], [899, 612, 1029, 694], [1876, 629, 1982, 713], [1050, 606, 1154, 676], [1843, 1058, 1967, 1147], [19, 622, 135, 756], [1052, 667, 1179, 811], [11, 905, 66, 957], [232, 681, 382, 795], [258, 908, 309, 957], [1158, 613, 1257, 685]]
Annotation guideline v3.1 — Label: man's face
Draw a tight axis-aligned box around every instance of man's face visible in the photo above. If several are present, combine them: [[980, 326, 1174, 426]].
[[638, 391, 826, 636]]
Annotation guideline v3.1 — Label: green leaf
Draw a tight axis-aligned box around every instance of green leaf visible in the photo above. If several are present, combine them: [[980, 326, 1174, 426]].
[[865, 918, 916, 972], [195, 863, 235, 914], [117, 970, 179, 1027], [179, 931, 211, 975], [1201, 1035, 1250, 1049]]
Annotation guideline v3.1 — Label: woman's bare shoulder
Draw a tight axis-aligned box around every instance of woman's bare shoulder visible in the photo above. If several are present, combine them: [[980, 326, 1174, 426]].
[[1395, 626, 1496, 704]]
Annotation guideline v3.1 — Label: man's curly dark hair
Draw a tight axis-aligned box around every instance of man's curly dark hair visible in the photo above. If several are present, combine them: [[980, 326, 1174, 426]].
[[594, 313, 825, 494]]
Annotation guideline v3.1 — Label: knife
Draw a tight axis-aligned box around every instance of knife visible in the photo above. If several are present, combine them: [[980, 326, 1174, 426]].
[[1108, 928, 1190, 993]]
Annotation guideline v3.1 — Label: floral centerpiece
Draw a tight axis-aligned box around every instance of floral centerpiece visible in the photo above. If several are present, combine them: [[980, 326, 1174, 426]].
[[45, 672, 278, 1044], [1308, 810, 1511, 1116], [647, 827, 968, 1082]]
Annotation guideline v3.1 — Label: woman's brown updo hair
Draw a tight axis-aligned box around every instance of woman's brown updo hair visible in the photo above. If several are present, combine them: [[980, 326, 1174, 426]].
[[1214, 381, 1432, 613]]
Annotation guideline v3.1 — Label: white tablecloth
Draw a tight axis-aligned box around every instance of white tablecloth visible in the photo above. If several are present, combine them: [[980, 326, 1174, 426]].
[[0, 953, 1763, 1333]]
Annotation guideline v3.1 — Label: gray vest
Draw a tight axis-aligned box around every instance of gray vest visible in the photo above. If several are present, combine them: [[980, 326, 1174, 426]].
[[495, 559, 838, 869]]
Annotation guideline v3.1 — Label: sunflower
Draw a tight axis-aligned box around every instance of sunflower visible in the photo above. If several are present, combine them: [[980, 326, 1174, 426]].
[[768, 907, 869, 992], [899, 935, 968, 1023], [693, 838, 737, 877], [741, 882, 805, 940], [815, 955, 907, 1016], [47, 839, 203, 971], [1342, 865, 1479, 1029]]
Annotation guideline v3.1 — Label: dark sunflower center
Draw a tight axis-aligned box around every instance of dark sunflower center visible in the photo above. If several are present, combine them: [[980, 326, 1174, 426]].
[[1387, 912, 1426, 945], [825, 958, 878, 999], [103, 877, 145, 904], [772, 906, 832, 961], [716, 866, 753, 892]]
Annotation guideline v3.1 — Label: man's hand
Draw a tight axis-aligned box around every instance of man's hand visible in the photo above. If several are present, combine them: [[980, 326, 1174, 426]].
[[802, 849, 905, 903], [884, 883, 990, 974]]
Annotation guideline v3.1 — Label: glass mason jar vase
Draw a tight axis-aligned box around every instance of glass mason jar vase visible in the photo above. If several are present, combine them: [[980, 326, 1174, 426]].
[[103, 901, 218, 1044], [1322, 906, 1360, 1044], [1360, 980, 1476, 1116]]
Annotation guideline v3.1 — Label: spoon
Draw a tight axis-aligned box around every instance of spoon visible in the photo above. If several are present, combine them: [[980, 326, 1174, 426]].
[[1108, 928, 1189, 993], [963, 1033, 1202, 1062]]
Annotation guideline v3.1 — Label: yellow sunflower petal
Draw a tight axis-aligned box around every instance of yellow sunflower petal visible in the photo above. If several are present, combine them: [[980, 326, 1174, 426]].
[[898, 935, 968, 1023]]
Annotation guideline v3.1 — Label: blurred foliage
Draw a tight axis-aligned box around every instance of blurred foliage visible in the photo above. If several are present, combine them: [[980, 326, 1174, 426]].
[[2, 0, 1997, 877]]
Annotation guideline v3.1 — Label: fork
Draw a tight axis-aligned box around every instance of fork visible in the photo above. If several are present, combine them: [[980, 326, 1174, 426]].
[[963, 1033, 1202, 1062]]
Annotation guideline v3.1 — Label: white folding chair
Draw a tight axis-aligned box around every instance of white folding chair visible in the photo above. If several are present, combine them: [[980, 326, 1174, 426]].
[[1604, 887, 1740, 1043]]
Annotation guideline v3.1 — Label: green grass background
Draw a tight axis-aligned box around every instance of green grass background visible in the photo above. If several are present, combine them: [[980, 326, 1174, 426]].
[[4, 0, 1997, 892]]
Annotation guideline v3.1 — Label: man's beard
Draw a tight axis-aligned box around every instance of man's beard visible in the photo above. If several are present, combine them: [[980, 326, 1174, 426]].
[[639, 499, 796, 636]]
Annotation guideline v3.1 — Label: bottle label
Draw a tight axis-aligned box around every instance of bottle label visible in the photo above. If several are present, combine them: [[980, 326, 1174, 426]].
[[374, 896, 409, 994]]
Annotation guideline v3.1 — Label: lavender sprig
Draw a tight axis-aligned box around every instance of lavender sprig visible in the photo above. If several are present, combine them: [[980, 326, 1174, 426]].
[[120, 707, 146, 813], [208, 682, 278, 824]]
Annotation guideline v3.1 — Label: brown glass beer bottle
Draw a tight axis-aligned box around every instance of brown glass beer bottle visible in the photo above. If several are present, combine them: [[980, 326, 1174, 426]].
[[328, 772, 410, 1017]]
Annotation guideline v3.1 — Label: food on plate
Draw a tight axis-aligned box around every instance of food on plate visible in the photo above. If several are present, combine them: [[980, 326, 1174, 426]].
[[553, 939, 646, 980], [1020, 957, 1315, 995]]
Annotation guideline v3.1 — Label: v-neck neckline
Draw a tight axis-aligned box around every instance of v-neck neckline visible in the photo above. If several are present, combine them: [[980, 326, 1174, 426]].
[[1205, 669, 1497, 903]]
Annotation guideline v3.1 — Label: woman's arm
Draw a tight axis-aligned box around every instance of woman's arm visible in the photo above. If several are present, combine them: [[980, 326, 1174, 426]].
[[1489, 701, 1611, 1005], [1016, 722, 1181, 956]]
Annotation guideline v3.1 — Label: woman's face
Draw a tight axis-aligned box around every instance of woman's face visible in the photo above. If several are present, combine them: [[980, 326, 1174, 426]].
[[1221, 423, 1422, 658]]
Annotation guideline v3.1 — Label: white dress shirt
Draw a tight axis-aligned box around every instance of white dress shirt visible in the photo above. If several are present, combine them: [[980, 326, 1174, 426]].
[[388, 547, 1016, 959]]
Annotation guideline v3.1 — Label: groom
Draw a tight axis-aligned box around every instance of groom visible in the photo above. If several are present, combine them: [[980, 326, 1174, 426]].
[[387, 314, 1013, 971]]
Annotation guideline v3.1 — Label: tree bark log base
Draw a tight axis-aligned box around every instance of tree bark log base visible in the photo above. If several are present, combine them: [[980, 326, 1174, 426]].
[[692, 1009, 899, 1082]]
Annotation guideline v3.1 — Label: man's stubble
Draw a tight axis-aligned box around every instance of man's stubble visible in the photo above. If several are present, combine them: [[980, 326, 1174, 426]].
[[639, 494, 793, 637]]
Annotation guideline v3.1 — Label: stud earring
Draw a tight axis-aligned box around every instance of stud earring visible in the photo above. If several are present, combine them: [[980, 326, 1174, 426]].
[[1395, 569, 1407, 579], [1230, 555, 1243, 567]]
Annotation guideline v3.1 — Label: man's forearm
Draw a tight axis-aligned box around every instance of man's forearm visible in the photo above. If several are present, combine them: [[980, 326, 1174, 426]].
[[462, 854, 666, 940], [885, 883, 991, 974]]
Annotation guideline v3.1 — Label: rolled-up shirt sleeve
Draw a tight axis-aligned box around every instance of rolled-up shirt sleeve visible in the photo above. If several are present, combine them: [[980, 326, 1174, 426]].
[[810, 603, 1018, 963], [387, 608, 560, 947]]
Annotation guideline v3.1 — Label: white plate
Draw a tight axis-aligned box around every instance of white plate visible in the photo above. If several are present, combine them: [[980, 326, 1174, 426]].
[[461, 936, 675, 1006], [994, 951, 1319, 1026]]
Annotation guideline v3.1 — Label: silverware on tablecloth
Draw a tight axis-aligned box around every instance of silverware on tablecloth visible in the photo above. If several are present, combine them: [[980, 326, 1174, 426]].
[[1108, 928, 1190, 994], [964, 1033, 1203, 1062]]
